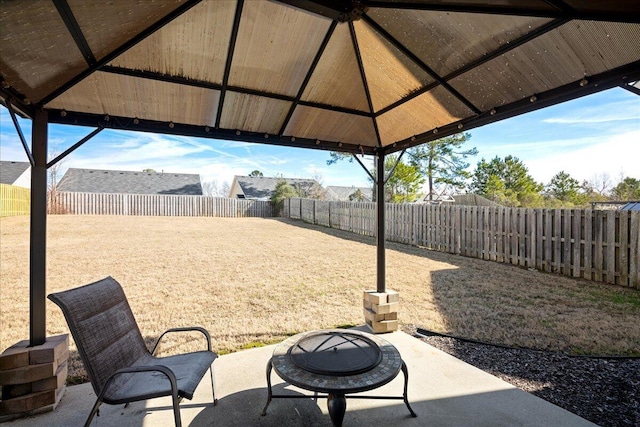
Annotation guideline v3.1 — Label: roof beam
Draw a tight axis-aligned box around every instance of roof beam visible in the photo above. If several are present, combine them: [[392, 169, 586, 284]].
[[363, 14, 481, 116], [276, 0, 364, 22], [40, 0, 203, 106], [53, 0, 96, 67], [621, 82, 640, 97], [384, 60, 640, 155], [100, 64, 370, 117], [215, 0, 244, 129], [362, 1, 640, 24], [278, 21, 338, 135], [5, 100, 35, 168], [349, 21, 382, 147], [46, 110, 380, 156], [372, 16, 568, 117], [47, 127, 104, 169]]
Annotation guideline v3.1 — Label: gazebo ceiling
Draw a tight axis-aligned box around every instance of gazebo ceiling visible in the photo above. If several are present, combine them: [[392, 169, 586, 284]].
[[1, 0, 639, 156]]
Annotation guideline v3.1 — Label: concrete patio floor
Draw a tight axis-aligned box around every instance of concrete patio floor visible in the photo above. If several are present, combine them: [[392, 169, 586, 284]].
[[5, 329, 595, 427]]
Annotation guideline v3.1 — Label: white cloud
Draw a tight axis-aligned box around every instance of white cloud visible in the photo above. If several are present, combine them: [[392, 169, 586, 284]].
[[542, 99, 640, 124], [525, 130, 640, 184]]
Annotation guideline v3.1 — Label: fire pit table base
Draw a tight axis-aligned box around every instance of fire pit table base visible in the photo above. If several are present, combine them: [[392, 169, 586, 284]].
[[260, 330, 417, 427]]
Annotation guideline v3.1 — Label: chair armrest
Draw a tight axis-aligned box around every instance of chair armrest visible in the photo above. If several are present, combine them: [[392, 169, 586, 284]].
[[152, 327, 212, 355]]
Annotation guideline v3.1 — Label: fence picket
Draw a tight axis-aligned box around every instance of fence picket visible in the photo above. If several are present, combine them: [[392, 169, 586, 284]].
[[630, 212, 639, 287], [14, 191, 637, 289], [572, 209, 581, 278], [619, 210, 629, 286], [564, 209, 572, 275], [606, 211, 616, 284]]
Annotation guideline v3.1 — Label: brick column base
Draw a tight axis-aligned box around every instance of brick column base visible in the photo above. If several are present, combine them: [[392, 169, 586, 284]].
[[0, 334, 68, 422], [363, 290, 399, 333]]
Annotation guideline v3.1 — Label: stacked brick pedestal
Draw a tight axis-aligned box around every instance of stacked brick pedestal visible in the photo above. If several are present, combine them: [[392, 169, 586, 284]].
[[0, 335, 68, 421], [363, 290, 399, 333]]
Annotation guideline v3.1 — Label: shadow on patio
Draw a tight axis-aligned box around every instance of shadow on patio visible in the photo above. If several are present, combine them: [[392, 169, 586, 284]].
[[6, 330, 595, 427]]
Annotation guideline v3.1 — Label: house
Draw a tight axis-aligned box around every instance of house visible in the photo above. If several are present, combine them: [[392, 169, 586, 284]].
[[450, 194, 502, 207], [620, 201, 640, 211], [57, 168, 202, 195], [0, 160, 31, 188], [418, 191, 455, 205], [229, 175, 323, 201], [325, 185, 373, 202]]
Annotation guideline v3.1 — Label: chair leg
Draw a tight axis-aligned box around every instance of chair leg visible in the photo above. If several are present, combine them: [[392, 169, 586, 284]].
[[84, 398, 102, 427], [210, 364, 217, 405], [171, 390, 182, 427]]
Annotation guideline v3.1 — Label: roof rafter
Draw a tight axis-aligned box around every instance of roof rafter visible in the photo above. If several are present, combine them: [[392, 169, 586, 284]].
[[39, 0, 203, 106], [349, 21, 382, 147], [362, 0, 640, 24], [384, 60, 640, 155], [46, 110, 380, 156], [215, 0, 244, 129], [362, 14, 480, 116], [53, 0, 96, 67], [100, 64, 371, 118], [278, 21, 339, 135]]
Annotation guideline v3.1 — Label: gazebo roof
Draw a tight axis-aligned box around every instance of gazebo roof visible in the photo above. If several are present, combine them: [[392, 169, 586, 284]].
[[1, 0, 639, 156]]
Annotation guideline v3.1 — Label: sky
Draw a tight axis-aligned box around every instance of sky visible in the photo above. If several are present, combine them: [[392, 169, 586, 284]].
[[1, 87, 638, 193]]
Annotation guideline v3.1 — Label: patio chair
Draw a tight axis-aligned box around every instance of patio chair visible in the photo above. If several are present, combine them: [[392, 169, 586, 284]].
[[48, 276, 217, 427]]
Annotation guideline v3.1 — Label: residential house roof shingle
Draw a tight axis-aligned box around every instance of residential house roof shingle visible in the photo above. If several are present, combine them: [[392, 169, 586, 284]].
[[57, 168, 202, 195], [325, 186, 372, 202], [451, 194, 501, 207], [229, 176, 322, 201], [0, 160, 30, 188], [621, 201, 640, 211]]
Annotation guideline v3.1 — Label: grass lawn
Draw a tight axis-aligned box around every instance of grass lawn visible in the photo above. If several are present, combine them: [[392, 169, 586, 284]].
[[1, 215, 638, 382]]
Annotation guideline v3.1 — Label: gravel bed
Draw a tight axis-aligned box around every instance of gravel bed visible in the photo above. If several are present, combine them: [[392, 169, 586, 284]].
[[404, 326, 639, 427]]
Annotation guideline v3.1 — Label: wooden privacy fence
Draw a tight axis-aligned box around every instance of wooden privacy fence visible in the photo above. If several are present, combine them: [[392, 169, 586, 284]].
[[51, 192, 274, 218], [0, 184, 30, 217], [284, 198, 640, 289]]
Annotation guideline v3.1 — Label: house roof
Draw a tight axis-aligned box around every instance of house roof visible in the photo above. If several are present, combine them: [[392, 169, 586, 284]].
[[451, 194, 502, 207], [233, 175, 320, 200], [326, 185, 372, 201], [621, 201, 640, 211], [57, 168, 202, 195], [1, 1, 638, 157], [0, 160, 30, 185]]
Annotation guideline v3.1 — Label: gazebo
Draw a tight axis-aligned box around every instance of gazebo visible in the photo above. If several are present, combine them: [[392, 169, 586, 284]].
[[1, 0, 639, 349]]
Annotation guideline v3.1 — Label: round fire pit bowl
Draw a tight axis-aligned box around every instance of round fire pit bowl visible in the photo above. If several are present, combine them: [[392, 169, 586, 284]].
[[262, 329, 417, 426], [288, 330, 383, 376]]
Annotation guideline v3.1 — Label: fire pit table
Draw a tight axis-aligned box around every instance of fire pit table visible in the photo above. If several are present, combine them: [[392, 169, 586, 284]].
[[261, 329, 416, 426]]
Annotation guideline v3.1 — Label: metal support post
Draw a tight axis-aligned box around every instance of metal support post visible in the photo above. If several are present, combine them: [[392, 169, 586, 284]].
[[376, 152, 385, 293], [30, 108, 48, 346]]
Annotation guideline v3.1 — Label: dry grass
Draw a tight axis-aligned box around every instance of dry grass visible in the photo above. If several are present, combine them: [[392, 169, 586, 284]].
[[1, 215, 639, 382]]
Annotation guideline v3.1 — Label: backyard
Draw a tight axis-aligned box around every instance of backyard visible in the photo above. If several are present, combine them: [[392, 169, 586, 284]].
[[1, 215, 639, 382]]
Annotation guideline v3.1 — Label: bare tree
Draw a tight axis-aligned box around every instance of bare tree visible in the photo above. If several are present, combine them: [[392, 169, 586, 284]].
[[582, 172, 613, 198], [47, 151, 66, 214], [202, 180, 231, 197]]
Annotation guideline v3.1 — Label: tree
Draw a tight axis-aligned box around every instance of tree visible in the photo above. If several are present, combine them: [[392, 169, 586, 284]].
[[408, 132, 477, 200], [470, 155, 543, 207], [327, 152, 423, 202], [382, 155, 424, 203], [349, 188, 366, 202], [249, 170, 263, 177], [270, 180, 297, 205], [142, 168, 156, 173], [47, 151, 65, 213], [544, 171, 587, 206], [612, 177, 640, 200], [582, 172, 612, 199], [326, 152, 353, 166], [202, 180, 230, 197]]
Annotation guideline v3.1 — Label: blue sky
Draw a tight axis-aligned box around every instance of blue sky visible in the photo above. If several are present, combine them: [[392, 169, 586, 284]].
[[1, 87, 638, 191]]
